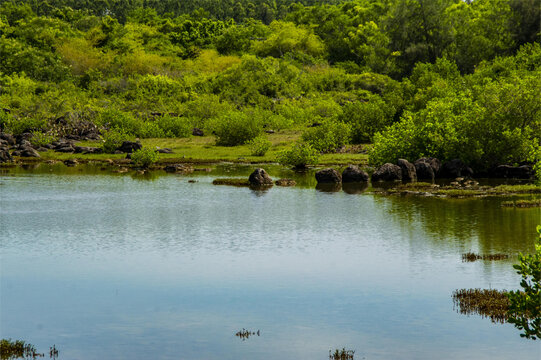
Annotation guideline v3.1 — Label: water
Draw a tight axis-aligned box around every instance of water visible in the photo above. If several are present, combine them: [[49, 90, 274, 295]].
[[1, 164, 540, 359]]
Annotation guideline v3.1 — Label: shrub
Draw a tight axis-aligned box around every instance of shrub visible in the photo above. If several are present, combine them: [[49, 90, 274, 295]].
[[101, 129, 130, 153], [301, 120, 351, 153], [131, 148, 159, 168], [277, 142, 320, 168], [155, 115, 192, 138], [2, 115, 47, 135], [247, 135, 271, 156], [140, 121, 165, 138], [340, 95, 395, 143], [98, 109, 142, 136], [30, 131, 57, 147], [209, 111, 263, 146]]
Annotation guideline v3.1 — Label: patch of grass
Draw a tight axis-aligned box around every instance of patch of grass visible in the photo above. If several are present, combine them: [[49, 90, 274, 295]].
[[212, 178, 250, 186], [452, 289, 510, 323], [462, 252, 510, 262], [489, 185, 541, 194], [501, 199, 541, 208]]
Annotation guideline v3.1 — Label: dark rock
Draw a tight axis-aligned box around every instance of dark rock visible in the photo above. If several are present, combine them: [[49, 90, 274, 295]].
[[66, 134, 81, 140], [264, 130, 275, 134], [16, 133, 33, 144], [415, 157, 441, 174], [10, 150, 21, 156], [315, 168, 342, 183], [64, 159, 78, 166], [372, 163, 402, 182], [19, 147, 40, 158], [192, 128, 204, 136], [117, 141, 142, 153], [42, 143, 54, 149], [164, 164, 194, 173], [74, 146, 101, 154], [0, 133, 15, 146], [156, 148, 173, 154], [0, 139, 9, 147], [491, 165, 533, 179], [341, 165, 368, 183], [56, 145, 75, 153], [18, 140, 33, 149], [397, 159, 417, 182], [0, 146, 12, 162], [439, 159, 473, 178], [414, 160, 435, 181], [36, 146, 49, 152], [248, 168, 273, 186]]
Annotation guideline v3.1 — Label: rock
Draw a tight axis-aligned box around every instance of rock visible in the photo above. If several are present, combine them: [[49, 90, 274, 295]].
[[19, 147, 40, 158], [275, 178, 296, 186], [0, 146, 12, 162], [18, 140, 33, 149], [371, 163, 402, 182], [414, 160, 435, 181], [315, 168, 342, 183], [16, 133, 33, 144], [156, 148, 173, 154], [0, 133, 15, 146], [248, 168, 273, 186], [439, 159, 473, 178], [264, 130, 275, 134], [341, 165, 368, 183], [164, 164, 194, 173], [192, 128, 204, 136], [55, 145, 75, 153], [397, 159, 417, 182], [415, 157, 441, 173], [117, 141, 142, 153], [64, 159, 78, 167], [74, 146, 101, 154], [491, 165, 533, 179]]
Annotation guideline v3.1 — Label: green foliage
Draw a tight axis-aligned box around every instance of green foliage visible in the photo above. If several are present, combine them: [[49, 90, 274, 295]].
[[2, 115, 47, 135], [507, 226, 541, 340], [30, 131, 57, 147], [101, 129, 130, 153], [131, 148, 159, 168], [209, 110, 262, 146], [277, 142, 319, 168], [341, 95, 395, 143], [155, 115, 193, 138], [301, 120, 351, 153], [247, 135, 271, 156], [98, 109, 142, 136]]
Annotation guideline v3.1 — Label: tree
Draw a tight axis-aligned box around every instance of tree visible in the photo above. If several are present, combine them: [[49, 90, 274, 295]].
[[507, 226, 541, 340]]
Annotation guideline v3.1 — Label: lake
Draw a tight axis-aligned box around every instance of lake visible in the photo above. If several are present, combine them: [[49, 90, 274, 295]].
[[1, 164, 540, 359]]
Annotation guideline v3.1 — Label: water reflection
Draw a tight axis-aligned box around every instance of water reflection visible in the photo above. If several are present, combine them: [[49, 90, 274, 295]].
[[342, 183, 368, 194], [315, 183, 342, 193]]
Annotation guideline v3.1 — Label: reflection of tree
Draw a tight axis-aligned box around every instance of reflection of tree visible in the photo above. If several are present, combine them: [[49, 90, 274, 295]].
[[373, 195, 539, 255]]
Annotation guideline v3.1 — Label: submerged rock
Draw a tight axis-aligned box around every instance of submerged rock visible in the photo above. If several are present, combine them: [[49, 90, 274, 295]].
[[275, 178, 296, 186], [397, 159, 417, 182], [372, 163, 402, 182], [315, 168, 342, 183], [341, 165, 368, 183], [248, 168, 273, 186]]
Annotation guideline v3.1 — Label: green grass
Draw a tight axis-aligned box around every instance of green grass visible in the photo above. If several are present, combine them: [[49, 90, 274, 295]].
[[501, 199, 541, 207], [28, 131, 369, 166]]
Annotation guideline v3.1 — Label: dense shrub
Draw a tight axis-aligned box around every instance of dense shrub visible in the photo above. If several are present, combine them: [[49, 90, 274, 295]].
[[277, 142, 320, 168], [247, 135, 271, 156], [101, 129, 130, 153], [155, 115, 192, 138], [131, 148, 159, 168], [340, 95, 395, 143], [209, 110, 263, 146], [301, 120, 351, 153], [98, 109, 142, 136]]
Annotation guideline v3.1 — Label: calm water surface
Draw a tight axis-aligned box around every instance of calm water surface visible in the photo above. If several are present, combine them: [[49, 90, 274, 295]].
[[1, 164, 540, 359]]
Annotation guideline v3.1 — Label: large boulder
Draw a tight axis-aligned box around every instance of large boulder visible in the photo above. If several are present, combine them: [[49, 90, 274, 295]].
[[397, 159, 417, 182], [414, 160, 435, 181], [0, 146, 12, 162], [491, 165, 533, 179], [117, 141, 142, 153], [19, 147, 40, 158], [439, 159, 473, 178], [372, 163, 402, 182], [315, 168, 342, 183], [0, 133, 15, 146], [249, 168, 273, 186], [415, 157, 441, 173], [341, 165, 368, 183]]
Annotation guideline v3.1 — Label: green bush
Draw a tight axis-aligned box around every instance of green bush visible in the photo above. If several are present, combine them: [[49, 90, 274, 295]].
[[140, 121, 165, 138], [277, 142, 320, 168], [30, 131, 57, 147], [155, 115, 192, 138], [2, 116, 47, 135], [340, 95, 395, 143], [101, 129, 130, 153], [131, 148, 159, 168], [209, 111, 263, 146], [301, 120, 351, 153], [98, 109, 142, 136], [247, 135, 271, 156]]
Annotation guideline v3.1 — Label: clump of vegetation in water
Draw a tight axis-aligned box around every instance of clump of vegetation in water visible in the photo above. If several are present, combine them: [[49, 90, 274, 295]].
[[452, 288, 511, 323], [235, 329, 260, 340], [212, 178, 250, 187], [131, 148, 159, 168], [0, 339, 43, 359], [462, 253, 510, 262], [501, 199, 541, 208], [507, 225, 541, 339], [329, 348, 355, 360]]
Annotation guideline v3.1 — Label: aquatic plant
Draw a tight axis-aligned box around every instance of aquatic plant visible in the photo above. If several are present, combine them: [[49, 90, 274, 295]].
[[0, 339, 43, 359], [501, 199, 541, 208], [212, 178, 250, 187], [235, 329, 260, 340], [507, 225, 541, 339], [462, 253, 510, 262], [131, 148, 159, 168], [452, 289, 510, 324]]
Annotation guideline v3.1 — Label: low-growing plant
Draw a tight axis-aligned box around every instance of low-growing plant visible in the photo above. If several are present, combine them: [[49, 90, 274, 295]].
[[247, 135, 271, 156], [101, 129, 130, 153], [131, 148, 159, 168], [277, 142, 320, 168], [301, 120, 351, 153]]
